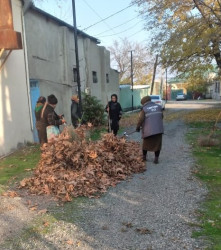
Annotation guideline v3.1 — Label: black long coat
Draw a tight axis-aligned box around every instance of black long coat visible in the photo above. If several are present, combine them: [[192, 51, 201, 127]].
[[106, 101, 122, 134]]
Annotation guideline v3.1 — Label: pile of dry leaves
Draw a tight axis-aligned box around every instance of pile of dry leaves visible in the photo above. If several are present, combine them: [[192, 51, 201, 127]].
[[20, 126, 145, 201]]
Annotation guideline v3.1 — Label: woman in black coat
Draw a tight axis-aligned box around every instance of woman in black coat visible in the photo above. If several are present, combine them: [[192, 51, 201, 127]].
[[105, 94, 122, 136]]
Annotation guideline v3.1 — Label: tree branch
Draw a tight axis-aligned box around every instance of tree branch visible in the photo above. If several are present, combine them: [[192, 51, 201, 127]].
[[192, 0, 214, 26], [197, 0, 221, 25], [217, 0, 221, 9]]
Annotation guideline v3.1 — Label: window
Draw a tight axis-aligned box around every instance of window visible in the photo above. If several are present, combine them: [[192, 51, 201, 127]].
[[106, 73, 109, 83], [73, 68, 77, 82], [92, 71, 98, 83]]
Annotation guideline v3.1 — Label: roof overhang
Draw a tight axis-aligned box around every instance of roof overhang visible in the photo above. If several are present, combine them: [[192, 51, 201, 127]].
[[0, 0, 22, 50]]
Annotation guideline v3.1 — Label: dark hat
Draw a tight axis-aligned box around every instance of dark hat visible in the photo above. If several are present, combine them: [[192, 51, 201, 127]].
[[48, 94, 58, 105], [37, 96, 46, 104], [111, 94, 118, 100], [141, 96, 151, 105]]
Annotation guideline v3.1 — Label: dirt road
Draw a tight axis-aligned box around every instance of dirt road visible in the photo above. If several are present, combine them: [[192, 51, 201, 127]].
[[1, 100, 220, 250]]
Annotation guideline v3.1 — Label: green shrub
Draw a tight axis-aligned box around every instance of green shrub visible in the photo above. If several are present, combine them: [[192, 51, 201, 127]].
[[82, 93, 105, 126]]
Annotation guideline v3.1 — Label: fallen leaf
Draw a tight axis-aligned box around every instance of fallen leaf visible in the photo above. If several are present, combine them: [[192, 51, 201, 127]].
[[29, 206, 37, 211], [43, 221, 49, 227], [38, 209, 47, 214], [101, 225, 109, 230], [135, 227, 152, 234], [89, 151, 97, 159], [2, 191, 19, 198], [19, 125, 146, 201], [122, 222, 133, 228], [66, 240, 74, 245]]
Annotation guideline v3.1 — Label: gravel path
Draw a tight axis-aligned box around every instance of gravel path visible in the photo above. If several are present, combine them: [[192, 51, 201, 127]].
[[1, 118, 208, 250], [0, 196, 36, 244]]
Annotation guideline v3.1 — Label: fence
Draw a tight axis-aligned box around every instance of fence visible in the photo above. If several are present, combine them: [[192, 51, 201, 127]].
[[120, 86, 149, 111]]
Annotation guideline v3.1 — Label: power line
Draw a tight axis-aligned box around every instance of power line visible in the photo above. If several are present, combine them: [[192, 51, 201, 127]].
[[82, 3, 136, 31], [127, 28, 145, 38], [98, 20, 143, 38], [95, 15, 140, 36], [82, 0, 116, 35]]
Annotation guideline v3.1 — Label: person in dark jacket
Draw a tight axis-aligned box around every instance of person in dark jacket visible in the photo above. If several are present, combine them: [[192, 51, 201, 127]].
[[35, 96, 46, 144], [71, 95, 81, 128], [40, 94, 66, 143], [105, 94, 122, 136], [136, 96, 164, 164]]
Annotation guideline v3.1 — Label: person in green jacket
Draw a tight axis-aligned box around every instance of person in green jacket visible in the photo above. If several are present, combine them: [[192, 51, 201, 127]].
[[35, 96, 46, 143]]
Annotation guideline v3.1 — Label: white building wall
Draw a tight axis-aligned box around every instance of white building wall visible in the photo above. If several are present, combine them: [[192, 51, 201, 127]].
[[0, 0, 33, 156], [207, 81, 221, 100]]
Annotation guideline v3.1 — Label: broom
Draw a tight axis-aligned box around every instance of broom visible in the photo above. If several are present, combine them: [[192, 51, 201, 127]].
[[106, 96, 111, 133]]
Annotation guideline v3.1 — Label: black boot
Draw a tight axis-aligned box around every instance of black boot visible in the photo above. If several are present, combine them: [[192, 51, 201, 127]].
[[153, 157, 159, 164], [142, 150, 147, 161]]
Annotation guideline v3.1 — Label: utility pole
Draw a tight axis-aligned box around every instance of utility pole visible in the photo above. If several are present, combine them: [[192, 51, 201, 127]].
[[72, 0, 82, 116], [130, 50, 134, 111], [150, 54, 158, 95], [160, 70, 163, 96], [165, 68, 168, 103]]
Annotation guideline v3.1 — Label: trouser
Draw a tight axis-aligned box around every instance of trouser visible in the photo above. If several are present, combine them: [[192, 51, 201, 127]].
[[108, 119, 119, 136], [37, 127, 47, 144], [72, 118, 78, 128], [143, 150, 160, 158]]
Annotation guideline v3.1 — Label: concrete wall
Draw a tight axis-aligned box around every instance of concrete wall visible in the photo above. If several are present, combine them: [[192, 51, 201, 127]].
[[24, 9, 119, 125], [24, 11, 74, 124], [0, 0, 33, 156]]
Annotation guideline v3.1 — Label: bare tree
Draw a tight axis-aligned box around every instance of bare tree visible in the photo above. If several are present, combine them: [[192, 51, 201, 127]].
[[33, 0, 72, 24], [108, 38, 153, 85]]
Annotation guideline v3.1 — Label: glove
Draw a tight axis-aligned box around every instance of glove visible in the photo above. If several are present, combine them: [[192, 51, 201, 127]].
[[136, 127, 140, 132]]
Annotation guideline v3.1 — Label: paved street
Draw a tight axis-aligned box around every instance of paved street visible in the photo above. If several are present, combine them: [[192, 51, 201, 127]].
[[165, 100, 221, 112]]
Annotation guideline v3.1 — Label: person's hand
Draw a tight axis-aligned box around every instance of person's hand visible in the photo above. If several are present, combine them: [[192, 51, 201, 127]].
[[106, 106, 110, 112], [136, 127, 140, 132]]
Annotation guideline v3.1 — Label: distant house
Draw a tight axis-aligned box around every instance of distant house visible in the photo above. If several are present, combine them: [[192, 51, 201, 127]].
[[167, 77, 188, 100], [168, 69, 221, 100], [208, 81, 221, 100]]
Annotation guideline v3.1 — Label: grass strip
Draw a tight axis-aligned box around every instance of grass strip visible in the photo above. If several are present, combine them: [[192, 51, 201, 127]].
[[186, 119, 221, 249], [0, 145, 40, 186]]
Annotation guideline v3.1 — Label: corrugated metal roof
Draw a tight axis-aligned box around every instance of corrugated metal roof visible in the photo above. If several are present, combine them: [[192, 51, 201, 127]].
[[120, 84, 150, 89]]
